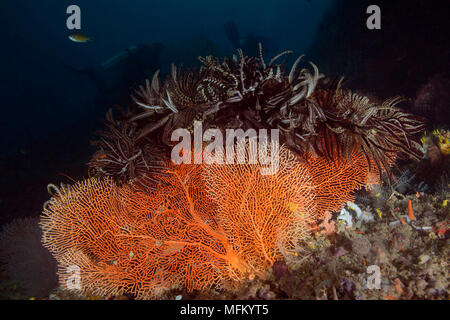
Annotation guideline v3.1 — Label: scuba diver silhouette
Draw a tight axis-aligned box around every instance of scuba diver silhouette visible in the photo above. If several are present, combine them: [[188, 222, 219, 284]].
[[65, 42, 164, 98], [64, 42, 164, 124]]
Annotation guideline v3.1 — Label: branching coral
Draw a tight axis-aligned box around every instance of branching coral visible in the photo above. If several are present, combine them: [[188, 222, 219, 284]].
[[203, 145, 316, 272], [42, 143, 385, 298], [121, 163, 252, 292], [41, 149, 317, 298], [41, 174, 243, 298], [305, 147, 384, 217], [42, 44, 427, 299]]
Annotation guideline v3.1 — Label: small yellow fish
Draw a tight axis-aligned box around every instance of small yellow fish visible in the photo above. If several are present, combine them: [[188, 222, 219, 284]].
[[69, 33, 92, 43], [443, 200, 448, 208], [375, 208, 382, 219]]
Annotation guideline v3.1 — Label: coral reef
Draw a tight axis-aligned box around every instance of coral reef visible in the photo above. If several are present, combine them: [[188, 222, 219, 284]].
[[220, 189, 448, 301], [40, 149, 317, 298], [39, 45, 427, 299], [306, 148, 382, 217]]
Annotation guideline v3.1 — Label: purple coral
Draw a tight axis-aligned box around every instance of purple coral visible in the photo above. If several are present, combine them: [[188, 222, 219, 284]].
[[413, 74, 450, 125], [0, 217, 57, 297]]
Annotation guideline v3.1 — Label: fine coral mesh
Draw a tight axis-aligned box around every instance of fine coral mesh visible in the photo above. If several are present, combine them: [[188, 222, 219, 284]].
[[305, 148, 385, 217], [40, 169, 251, 299], [122, 163, 249, 293], [40, 146, 395, 298], [40, 178, 127, 260], [203, 145, 316, 276], [40, 178, 166, 298]]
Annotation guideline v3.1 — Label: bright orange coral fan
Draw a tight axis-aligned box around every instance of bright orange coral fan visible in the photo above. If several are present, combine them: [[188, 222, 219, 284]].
[[41, 168, 252, 298], [40, 142, 395, 298], [40, 146, 318, 298], [304, 147, 388, 217], [203, 145, 316, 273], [120, 163, 253, 292], [41, 178, 158, 298]]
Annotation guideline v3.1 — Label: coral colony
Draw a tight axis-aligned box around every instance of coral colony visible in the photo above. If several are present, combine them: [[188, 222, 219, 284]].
[[39, 45, 425, 299]]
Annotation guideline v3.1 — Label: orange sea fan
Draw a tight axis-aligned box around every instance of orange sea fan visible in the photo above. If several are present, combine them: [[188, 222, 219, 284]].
[[120, 163, 253, 293], [304, 147, 390, 217], [41, 179, 129, 260], [203, 145, 316, 274], [40, 142, 394, 298], [40, 178, 159, 298], [40, 169, 253, 298]]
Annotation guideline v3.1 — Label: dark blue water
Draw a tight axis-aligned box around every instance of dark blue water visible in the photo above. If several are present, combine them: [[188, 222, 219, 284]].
[[0, 0, 448, 226], [0, 0, 332, 156]]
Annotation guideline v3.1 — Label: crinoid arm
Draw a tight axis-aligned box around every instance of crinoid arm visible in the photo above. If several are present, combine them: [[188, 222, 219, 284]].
[[88, 109, 168, 190]]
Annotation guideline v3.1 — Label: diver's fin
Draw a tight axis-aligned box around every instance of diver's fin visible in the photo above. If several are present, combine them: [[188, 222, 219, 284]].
[[101, 46, 138, 70]]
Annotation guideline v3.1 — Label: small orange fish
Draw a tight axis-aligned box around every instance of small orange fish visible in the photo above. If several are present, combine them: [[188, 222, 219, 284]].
[[69, 33, 92, 43]]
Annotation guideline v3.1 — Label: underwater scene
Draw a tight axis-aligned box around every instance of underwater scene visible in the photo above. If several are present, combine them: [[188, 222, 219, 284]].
[[0, 0, 449, 303]]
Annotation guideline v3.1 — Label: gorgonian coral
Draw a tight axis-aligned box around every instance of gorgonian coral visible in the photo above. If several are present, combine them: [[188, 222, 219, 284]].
[[306, 146, 383, 217], [41, 149, 315, 298], [43, 44, 426, 298], [203, 145, 316, 272]]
